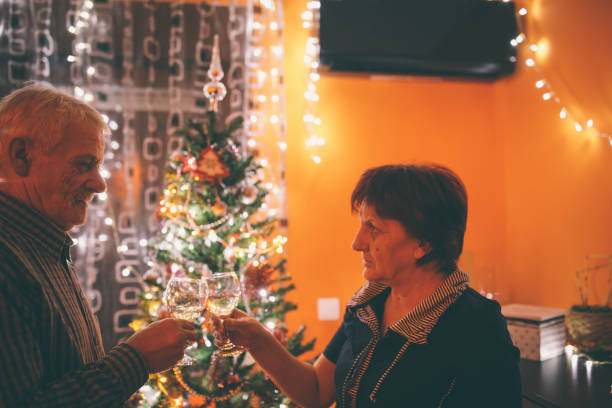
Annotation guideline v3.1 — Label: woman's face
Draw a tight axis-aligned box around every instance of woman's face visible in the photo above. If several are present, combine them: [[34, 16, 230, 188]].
[[351, 202, 427, 284]]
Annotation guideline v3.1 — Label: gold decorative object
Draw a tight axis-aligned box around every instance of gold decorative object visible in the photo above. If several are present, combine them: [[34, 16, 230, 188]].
[[203, 34, 227, 112]]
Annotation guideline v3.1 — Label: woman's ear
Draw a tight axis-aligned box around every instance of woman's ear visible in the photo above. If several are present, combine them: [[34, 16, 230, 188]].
[[8, 137, 32, 177], [414, 241, 432, 260]]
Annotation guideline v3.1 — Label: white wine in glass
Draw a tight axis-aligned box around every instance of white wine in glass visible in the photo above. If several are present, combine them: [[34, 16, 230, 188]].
[[207, 293, 240, 316], [205, 271, 245, 357], [164, 277, 208, 365]]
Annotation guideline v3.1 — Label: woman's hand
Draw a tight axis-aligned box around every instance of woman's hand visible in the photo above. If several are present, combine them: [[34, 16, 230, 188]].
[[210, 308, 267, 351]]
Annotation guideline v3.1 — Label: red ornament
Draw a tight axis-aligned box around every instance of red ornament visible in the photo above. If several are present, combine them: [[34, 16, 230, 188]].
[[193, 147, 230, 183], [181, 154, 198, 173], [243, 264, 275, 299]]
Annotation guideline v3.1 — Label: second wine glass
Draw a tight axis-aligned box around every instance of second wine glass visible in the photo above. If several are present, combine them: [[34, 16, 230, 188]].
[[205, 271, 245, 357], [164, 277, 208, 365]]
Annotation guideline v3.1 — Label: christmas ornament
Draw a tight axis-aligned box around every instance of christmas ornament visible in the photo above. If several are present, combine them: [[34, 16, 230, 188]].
[[188, 393, 207, 407], [142, 269, 159, 283], [203, 34, 227, 112], [212, 200, 227, 216], [243, 263, 274, 299], [194, 147, 230, 183], [240, 185, 258, 205], [181, 154, 198, 173]]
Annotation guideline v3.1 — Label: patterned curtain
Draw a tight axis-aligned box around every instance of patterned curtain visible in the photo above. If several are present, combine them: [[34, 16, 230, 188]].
[[0, 0, 267, 349]]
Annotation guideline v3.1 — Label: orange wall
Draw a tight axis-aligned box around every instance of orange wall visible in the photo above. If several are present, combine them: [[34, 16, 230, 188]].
[[281, 0, 612, 356]]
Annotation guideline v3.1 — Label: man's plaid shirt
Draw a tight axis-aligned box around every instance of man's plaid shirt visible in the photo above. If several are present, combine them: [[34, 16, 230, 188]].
[[0, 191, 148, 407]]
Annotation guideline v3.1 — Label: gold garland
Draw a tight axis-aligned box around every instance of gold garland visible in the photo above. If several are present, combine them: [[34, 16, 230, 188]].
[[173, 366, 243, 403]]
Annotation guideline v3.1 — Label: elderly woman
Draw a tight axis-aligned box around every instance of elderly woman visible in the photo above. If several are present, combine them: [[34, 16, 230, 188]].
[[218, 164, 521, 407]]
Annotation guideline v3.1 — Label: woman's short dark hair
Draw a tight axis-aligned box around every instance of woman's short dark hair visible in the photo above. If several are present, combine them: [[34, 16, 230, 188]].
[[351, 163, 468, 275]]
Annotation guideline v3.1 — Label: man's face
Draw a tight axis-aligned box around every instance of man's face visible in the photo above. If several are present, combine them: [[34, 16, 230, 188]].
[[351, 202, 424, 284], [28, 120, 106, 231]]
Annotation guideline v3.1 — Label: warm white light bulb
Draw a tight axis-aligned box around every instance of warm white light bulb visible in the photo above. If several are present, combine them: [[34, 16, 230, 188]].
[[519, 8, 527, 15], [586, 119, 594, 127], [574, 123, 582, 132], [525, 58, 535, 67], [535, 80, 545, 88], [559, 109, 567, 119], [542, 93, 551, 101]]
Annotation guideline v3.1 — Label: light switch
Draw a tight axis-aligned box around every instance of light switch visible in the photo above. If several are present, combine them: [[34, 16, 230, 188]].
[[317, 297, 340, 321]]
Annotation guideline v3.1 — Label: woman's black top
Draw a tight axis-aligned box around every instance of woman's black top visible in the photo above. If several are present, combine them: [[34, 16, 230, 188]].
[[324, 271, 522, 408]]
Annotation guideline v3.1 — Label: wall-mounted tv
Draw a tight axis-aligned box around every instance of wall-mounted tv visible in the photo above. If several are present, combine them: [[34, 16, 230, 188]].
[[319, 0, 519, 79]]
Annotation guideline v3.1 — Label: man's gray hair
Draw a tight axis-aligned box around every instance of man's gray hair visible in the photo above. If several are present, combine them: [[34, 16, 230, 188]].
[[0, 83, 109, 156]]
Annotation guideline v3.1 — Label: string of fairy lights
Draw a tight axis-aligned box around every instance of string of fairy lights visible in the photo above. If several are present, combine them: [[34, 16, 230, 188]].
[[65, 1, 289, 298], [506, 1, 610, 145], [301, 1, 323, 164], [301, 0, 611, 163]]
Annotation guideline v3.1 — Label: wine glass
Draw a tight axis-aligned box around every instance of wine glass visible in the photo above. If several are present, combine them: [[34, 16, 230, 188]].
[[205, 271, 245, 357], [164, 277, 208, 365]]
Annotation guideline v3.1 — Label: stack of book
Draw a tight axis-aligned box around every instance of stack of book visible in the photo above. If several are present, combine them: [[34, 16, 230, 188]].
[[501, 304, 567, 361]]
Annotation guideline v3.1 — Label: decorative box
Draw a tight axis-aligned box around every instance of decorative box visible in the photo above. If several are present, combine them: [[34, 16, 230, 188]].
[[501, 304, 567, 361]]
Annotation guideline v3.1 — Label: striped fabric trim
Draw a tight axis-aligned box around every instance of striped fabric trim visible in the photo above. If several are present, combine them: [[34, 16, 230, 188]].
[[341, 306, 381, 408], [438, 377, 457, 408], [369, 340, 411, 404], [347, 268, 469, 343], [340, 268, 469, 407]]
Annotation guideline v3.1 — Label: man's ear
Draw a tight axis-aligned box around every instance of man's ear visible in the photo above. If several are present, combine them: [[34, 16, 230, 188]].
[[8, 137, 33, 177], [414, 241, 432, 261]]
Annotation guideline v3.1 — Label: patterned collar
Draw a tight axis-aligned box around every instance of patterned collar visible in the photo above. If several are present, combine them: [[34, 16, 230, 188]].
[[0, 190, 72, 261], [347, 267, 469, 343]]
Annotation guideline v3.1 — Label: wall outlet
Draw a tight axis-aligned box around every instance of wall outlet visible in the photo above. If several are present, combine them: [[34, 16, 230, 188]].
[[317, 297, 340, 321]]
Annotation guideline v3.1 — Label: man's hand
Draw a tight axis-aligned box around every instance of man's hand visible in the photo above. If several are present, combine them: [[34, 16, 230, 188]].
[[126, 318, 199, 373]]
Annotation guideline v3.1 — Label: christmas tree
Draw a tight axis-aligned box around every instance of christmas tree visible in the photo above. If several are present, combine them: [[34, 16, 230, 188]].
[[126, 36, 315, 408]]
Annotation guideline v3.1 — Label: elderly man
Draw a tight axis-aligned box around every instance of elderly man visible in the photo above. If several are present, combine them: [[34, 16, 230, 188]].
[[0, 84, 198, 407]]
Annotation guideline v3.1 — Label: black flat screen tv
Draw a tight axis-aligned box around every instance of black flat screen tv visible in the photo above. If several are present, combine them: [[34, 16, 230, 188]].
[[319, 0, 519, 79]]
